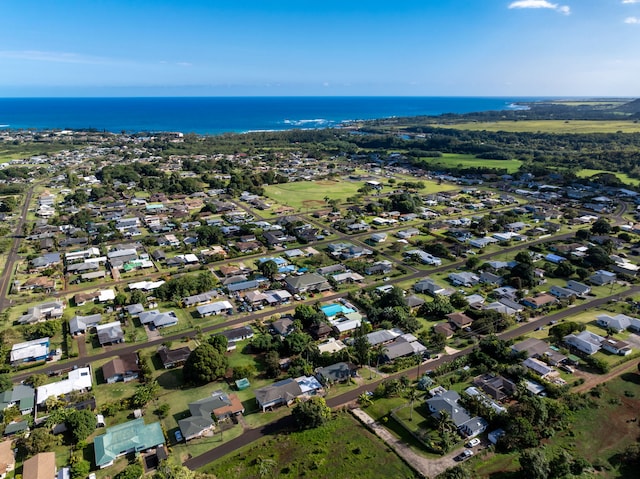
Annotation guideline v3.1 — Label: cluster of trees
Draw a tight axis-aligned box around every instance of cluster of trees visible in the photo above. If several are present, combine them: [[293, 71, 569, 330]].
[[357, 287, 421, 333], [155, 271, 216, 301], [183, 334, 229, 385]]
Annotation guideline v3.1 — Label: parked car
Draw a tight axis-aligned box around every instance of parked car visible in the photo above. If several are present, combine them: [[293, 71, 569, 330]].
[[175, 430, 184, 442], [459, 449, 474, 460], [467, 438, 481, 448]]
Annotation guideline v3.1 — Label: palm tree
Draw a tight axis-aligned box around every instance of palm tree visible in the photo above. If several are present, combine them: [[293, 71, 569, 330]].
[[407, 387, 419, 422], [436, 410, 457, 434], [358, 392, 373, 407]]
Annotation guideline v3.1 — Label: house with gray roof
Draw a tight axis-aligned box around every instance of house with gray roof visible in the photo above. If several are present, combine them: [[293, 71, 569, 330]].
[[254, 378, 304, 412], [426, 389, 487, 437], [315, 362, 357, 384], [284, 273, 330, 294], [563, 331, 605, 355], [95, 321, 125, 346], [69, 313, 102, 336], [596, 313, 635, 333]]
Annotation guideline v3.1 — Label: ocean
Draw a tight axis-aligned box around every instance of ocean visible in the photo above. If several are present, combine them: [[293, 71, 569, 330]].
[[0, 96, 538, 135]]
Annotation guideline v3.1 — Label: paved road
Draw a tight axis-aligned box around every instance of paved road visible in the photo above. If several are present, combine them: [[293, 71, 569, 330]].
[[0, 185, 34, 310]]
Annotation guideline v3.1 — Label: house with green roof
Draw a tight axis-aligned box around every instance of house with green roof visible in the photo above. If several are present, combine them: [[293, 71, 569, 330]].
[[94, 418, 165, 469], [0, 385, 35, 415]]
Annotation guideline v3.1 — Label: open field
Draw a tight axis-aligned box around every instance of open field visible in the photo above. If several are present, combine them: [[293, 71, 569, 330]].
[[202, 412, 418, 478], [264, 179, 365, 210], [576, 169, 640, 187], [434, 120, 640, 134], [415, 153, 522, 173]]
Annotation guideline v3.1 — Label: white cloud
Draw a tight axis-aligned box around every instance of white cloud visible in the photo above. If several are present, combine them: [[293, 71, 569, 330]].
[[508, 1, 571, 14], [623, 1, 640, 4], [0, 50, 109, 64], [624, 16, 640, 23]]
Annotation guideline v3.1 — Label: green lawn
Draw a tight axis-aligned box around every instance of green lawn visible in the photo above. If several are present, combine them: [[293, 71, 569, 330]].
[[435, 120, 640, 134], [576, 169, 640, 187], [415, 153, 522, 173], [263, 179, 366, 210], [202, 412, 418, 479]]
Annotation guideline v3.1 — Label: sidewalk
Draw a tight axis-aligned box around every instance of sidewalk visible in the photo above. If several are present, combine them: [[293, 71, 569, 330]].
[[351, 408, 462, 479]]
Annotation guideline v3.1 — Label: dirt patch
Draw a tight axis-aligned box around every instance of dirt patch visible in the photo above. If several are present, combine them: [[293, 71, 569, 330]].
[[315, 180, 339, 186], [301, 200, 326, 207], [573, 360, 640, 394]]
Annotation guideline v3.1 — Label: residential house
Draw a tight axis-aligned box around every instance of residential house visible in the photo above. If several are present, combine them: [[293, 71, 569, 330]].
[[566, 280, 591, 297], [446, 312, 473, 330], [434, 322, 455, 339], [365, 260, 393, 275], [563, 331, 605, 355], [414, 278, 450, 296], [30, 252, 61, 271], [383, 334, 428, 362], [315, 362, 357, 384], [254, 376, 323, 412], [179, 397, 217, 441], [157, 345, 191, 369], [511, 338, 566, 366], [69, 313, 102, 336], [426, 389, 488, 438], [182, 290, 219, 308], [18, 300, 65, 324], [601, 338, 632, 356], [405, 250, 442, 266], [396, 228, 420, 239], [196, 301, 233, 317], [102, 353, 140, 383], [521, 293, 557, 309], [254, 378, 303, 412], [473, 374, 517, 401], [94, 418, 165, 468], [10, 338, 50, 365], [23, 452, 56, 479], [596, 313, 635, 333], [448, 272, 480, 287], [138, 310, 179, 329], [36, 367, 93, 406], [96, 321, 125, 346], [219, 326, 254, 343], [523, 357, 555, 378], [0, 385, 35, 415], [270, 317, 295, 337], [588, 270, 616, 286], [479, 271, 504, 286], [209, 390, 245, 421], [550, 285, 578, 299], [284, 273, 331, 294]]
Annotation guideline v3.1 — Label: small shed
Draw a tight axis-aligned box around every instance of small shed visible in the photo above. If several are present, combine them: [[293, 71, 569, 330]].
[[235, 378, 250, 391]]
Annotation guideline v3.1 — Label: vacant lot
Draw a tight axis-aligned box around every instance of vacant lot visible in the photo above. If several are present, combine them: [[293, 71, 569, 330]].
[[203, 413, 418, 478], [264, 179, 365, 210], [435, 120, 640, 134], [576, 169, 640, 187], [415, 153, 522, 174]]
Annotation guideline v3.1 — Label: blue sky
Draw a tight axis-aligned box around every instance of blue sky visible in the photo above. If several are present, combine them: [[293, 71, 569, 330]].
[[1, 0, 639, 96]]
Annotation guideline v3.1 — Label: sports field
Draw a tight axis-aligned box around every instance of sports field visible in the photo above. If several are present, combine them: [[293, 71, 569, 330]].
[[435, 120, 640, 134], [416, 153, 522, 173]]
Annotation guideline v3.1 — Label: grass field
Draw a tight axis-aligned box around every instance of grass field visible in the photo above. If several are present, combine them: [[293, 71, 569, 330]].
[[415, 153, 522, 173], [264, 179, 365, 210], [202, 412, 418, 478], [435, 120, 640, 134], [576, 169, 640, 187]]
